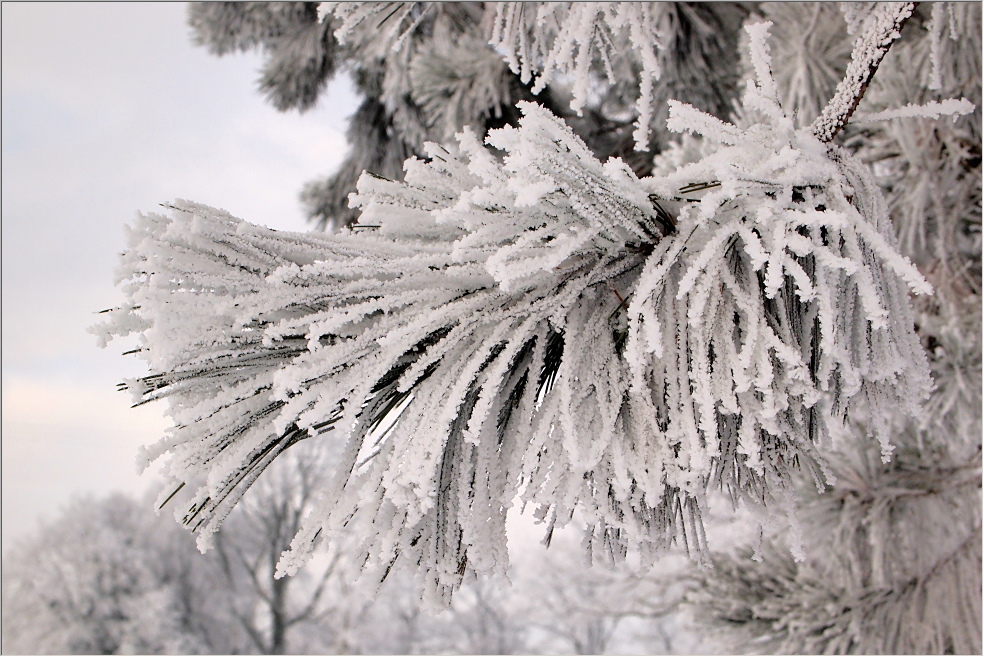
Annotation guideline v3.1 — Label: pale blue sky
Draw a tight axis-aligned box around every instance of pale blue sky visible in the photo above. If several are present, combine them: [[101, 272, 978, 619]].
[[1, 2, 358, 552]]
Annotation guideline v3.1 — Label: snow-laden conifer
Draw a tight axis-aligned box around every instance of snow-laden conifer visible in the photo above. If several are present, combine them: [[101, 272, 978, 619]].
[[94, 15, 972, 606]]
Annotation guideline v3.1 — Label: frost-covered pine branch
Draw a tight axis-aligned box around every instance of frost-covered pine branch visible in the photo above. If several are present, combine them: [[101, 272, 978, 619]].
[[692, 529, 982, 655], [192, 2, 540, 231], [847, 2, 981, 278], [94, 13, 970, 608], [490, 2, 668, 149], [194, 2, 747, 230], [310, 2, 523, 230]]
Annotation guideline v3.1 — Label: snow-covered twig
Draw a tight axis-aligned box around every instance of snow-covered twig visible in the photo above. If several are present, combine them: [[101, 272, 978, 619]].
[[812, 3, 914, 143]]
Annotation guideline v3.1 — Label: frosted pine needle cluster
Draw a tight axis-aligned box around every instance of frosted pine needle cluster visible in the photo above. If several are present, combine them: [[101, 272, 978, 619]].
[[95, 21, 965, 605], [489, 2, 667, 149]]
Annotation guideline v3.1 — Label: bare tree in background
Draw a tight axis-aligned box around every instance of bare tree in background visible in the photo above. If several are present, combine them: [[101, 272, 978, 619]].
[[211, 443, 359, 654]]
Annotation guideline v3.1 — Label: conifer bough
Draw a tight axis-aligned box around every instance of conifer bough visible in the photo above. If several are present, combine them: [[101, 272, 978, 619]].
[[95, 3, 972, 606]]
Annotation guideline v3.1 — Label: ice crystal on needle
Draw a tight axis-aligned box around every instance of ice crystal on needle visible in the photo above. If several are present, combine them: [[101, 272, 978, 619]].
[[96, 20, 961, 606]]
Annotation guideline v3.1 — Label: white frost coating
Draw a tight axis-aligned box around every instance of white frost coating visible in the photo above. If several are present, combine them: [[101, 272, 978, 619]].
[[744, 22, 780, 106], [666, 100, 743, 145], [839, 2, 880, 35], [852, 97, 975, 123], [926, 2, 957, 91], [95, 21, 948, 609]]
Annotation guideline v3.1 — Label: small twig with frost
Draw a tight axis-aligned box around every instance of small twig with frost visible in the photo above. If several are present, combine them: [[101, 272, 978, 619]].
[[812, 3, 914, 143]]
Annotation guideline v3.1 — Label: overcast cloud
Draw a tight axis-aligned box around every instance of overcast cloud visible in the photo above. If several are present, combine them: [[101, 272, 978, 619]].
[[2, 2, 358, 552]]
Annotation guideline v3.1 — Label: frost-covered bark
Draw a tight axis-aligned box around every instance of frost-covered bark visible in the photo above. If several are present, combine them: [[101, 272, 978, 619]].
[[810, 3, 914, 143], [93, 12, 974, 611]]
